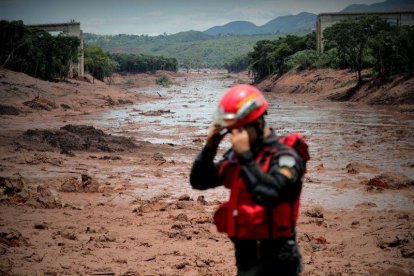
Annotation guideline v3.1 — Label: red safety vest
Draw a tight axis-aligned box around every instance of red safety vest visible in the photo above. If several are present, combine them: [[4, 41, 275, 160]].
[[213, 133, 308, 239]]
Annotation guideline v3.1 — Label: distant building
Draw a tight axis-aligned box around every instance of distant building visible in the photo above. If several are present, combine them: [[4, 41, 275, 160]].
[[28, 21, 84, 77], [316, 11, 414, 52]]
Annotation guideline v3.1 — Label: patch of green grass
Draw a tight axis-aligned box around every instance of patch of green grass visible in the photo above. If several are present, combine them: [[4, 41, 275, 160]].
[[155, 76, 171, 87], [124, 79, 134, 85]]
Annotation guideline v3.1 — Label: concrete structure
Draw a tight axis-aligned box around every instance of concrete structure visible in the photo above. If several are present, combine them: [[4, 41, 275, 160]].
[[29, 21, 84, 77], [316, 11, 414, 52]]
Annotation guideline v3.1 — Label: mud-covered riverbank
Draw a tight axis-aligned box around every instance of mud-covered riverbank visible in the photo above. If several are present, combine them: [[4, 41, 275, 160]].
[[0, 69, 413, 275]]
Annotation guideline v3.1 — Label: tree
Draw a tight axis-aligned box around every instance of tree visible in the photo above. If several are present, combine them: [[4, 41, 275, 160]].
[[248, 33, 315, 82], [224, 55, 249, 73], [370, 25, 414, 78], [248, 40, 275, 81], [0, 20, 80, 80], [84, 44, 116, 83], [110, 53, 177, 73], [323, 16, 388, 84], [180, 56, 202, 73]]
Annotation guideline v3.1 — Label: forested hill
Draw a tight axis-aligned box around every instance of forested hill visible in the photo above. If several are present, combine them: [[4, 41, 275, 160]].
[[340, 0, 414, 12], [204, 12, 316, 36], [84, 31, 279, 68]]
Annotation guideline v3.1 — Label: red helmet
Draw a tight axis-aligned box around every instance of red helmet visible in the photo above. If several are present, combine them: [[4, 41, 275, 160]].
[[214, 84, 268, 129]]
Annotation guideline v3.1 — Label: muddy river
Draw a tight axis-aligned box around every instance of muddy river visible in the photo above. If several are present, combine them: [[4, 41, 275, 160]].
[[88, 75, 414, 211]]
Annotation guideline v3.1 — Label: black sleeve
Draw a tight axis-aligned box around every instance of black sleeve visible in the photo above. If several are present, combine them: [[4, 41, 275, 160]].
[[189, 146, 223, 190], [237, 149, 303, 208]]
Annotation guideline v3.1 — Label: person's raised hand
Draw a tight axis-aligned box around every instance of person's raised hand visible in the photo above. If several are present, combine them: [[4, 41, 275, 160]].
[[206, 125, 226, 149], [231, 128, 250, 154]]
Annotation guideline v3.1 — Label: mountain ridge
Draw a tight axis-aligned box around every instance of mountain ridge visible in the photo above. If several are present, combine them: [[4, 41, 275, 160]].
[[340, 0, 414, 13], [83, 0, 414, 67], [204, 12, 316, 35], [203, 0, 414, 36]]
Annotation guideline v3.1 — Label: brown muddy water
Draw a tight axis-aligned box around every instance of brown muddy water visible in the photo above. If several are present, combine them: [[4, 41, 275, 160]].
[[87, 75, 414, 211]]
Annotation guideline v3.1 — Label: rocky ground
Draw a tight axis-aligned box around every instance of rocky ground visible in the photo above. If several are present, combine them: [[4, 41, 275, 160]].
[[0, 68, 413, 275]]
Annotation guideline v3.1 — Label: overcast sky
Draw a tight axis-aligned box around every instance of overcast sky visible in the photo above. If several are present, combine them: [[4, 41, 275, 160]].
[[0, 0, 383, 35]]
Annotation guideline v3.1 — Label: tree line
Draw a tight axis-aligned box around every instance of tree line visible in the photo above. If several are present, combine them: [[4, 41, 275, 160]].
[[230, 16, 414, 83], [84, 47, 178, 82], [0, 21, 178, 82], [110, 53, 177, 73], [323, 16, 414, 84], [0, 20, 80, 80]]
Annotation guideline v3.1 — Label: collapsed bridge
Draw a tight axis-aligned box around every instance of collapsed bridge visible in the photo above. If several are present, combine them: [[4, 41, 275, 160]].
[[29, 21, 84, 77]]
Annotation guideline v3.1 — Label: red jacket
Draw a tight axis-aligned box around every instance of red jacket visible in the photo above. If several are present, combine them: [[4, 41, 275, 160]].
[[214, 143, 301, 239], [190, 130, 307, 240]]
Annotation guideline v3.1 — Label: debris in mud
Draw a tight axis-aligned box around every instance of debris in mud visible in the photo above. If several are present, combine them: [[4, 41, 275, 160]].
[[60, 148, 75, 156], [61, 177, 79, 192], [0, 247, 6, 255], [197, 195, 208, 205], [139, 109, 173, 116], [377, 234, 408, 249], [118, 99, 133, 104], [17, 124, 138, 152], [0, 257, 12, 274], [132, 201, 169, 214], [60, 103, 72, 110], [60, 174, 100, 193], [192, 137, 203, 144], [178, 194, 191, 201], [310, 235, 329, 245], [0, 173, 25, 196], [97, 233, 116, 242], [152, 152, 166, 163], [378, 267, 410, 276], [0, 229, 29, 247], [34, 223, 48, 230], [366, 172, 414, 190], [304, 207, 324, 218], [315, 163, 324, 171], [23, 96, 57, 111], [175, 213, 189, 222], [105, 96, 116, 106], [345, 162, 377, 174], [33, 185, 62, 208], [0, 104, 20, 115], [175, 262, 189, 269], [0, 174, 62, 208], [349, 139, 365, 149], [99, 155, 122, 161], [401, 245, 414, 258], [81, 174, 100, 192], [20, 153, 63, 166], [346, 163, 358, 174], [355, 202, 377, 208], [402, 162, 414, 168], [60, 231, 77, 241]]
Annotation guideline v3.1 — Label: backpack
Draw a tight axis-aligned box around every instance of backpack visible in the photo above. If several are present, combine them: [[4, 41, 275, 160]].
[[278, 133, 310, 172]]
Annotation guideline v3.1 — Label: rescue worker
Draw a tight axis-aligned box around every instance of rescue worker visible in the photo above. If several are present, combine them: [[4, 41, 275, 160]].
[[190, 84, 306, 275]]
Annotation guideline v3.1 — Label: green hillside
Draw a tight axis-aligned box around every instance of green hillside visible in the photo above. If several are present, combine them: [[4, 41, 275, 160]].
[[84, 31, 279, 68]]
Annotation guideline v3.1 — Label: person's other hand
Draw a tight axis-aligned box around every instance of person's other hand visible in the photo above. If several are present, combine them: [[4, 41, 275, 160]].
[[206, 125, 226, 148], [231, 128, 250, 154]]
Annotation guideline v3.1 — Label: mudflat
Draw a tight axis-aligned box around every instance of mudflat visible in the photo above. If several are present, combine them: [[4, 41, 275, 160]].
[[0, 68, 413, 275]]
